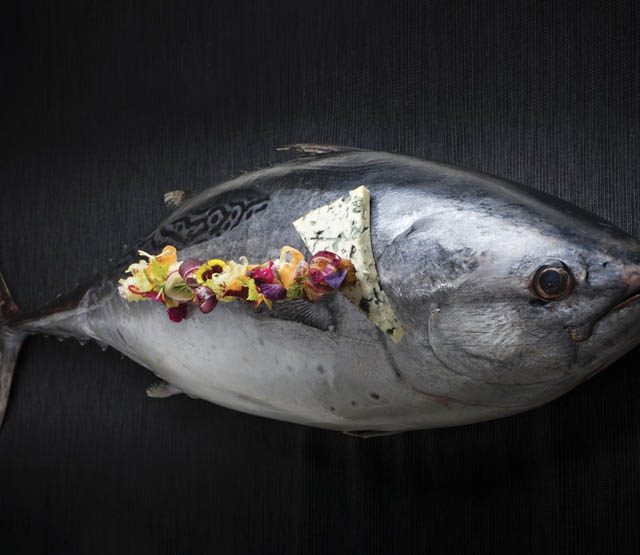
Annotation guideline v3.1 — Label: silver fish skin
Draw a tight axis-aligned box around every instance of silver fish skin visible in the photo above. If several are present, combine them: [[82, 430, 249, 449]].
[[2, 147, 640, 435]]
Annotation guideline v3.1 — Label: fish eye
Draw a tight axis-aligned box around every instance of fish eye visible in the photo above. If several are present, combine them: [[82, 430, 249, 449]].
[[532, 262, 574, 301]]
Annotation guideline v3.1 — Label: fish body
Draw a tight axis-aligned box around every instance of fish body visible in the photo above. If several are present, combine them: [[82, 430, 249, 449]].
[[2, 147, 640, 434]]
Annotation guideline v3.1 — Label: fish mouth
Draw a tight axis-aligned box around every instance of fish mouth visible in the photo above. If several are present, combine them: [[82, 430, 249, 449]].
[[611, 268, 640, 312], [572, 286, 640, 342], [612, 289, 640, 312]]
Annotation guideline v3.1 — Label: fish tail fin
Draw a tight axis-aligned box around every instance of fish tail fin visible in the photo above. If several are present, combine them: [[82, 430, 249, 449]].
[[0, 271, 25, 430]]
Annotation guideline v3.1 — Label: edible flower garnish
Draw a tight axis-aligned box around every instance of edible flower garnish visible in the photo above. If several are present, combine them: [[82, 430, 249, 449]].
[[196, 258, 227, 284], [118, 245, 356, 323]]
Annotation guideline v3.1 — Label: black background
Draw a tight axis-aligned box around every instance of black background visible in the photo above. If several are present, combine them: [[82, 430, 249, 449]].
[[1, 1, 639, 554]]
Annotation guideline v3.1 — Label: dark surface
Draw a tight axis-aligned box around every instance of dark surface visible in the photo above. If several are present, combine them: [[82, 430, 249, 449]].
[[1, 1, 639, 554]]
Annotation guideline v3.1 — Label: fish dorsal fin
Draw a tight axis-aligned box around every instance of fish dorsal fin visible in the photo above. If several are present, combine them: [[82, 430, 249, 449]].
[[266, 299, 335, 332], [293, 186, 404, 343], [164, 190, 192, 208], [276, 144, 363, 156]]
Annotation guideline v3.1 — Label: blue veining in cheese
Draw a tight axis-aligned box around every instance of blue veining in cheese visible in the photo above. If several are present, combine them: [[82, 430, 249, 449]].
[[293, 186, 404, 343]]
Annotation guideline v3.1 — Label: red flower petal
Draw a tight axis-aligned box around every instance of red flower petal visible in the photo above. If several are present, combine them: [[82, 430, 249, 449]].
[[167, 304, 188, 322], [249, 261, 275, 284]]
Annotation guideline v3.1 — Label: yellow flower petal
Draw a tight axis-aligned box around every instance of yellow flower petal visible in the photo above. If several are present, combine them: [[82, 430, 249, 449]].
[[144, 261, 167, 285], [206, 259, 228, 272], [256, 294, 272, 310], [156, 245, 177, 266], [196, 264, 210, 284]]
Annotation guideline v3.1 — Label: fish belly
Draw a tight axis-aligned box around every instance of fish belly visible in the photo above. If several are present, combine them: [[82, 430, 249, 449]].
[[89, 290, 517, 431]]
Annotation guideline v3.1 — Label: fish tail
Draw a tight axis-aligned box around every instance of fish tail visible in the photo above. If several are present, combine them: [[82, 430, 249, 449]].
[[0, 271, 25, 430]]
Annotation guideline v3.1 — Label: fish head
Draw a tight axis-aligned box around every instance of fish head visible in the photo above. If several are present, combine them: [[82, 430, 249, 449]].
[[379, 181, 640, 389]]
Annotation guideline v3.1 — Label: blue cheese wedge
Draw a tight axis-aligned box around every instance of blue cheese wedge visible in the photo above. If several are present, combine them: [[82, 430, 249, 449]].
[[293, 185, 404, 343]]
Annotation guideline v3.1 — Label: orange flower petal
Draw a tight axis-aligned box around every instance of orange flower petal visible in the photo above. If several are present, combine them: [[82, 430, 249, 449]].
[[278, 246, 305, 289], [156, 245, 178, 266]]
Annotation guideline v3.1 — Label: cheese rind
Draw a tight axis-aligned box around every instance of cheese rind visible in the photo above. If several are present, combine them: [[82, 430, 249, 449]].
[[293, 186, 404, 343]]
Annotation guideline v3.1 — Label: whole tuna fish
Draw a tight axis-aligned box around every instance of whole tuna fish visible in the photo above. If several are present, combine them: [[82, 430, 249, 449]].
[[1, 145, 640, 436]]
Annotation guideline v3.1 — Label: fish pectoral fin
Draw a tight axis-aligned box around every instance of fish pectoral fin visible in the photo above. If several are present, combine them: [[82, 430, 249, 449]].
[[343, 430, 402, 439], [146, 380, 183, 398], [266, 299, 336, 331], [163, 190, 192, 208], [275, 144, 362, 156]]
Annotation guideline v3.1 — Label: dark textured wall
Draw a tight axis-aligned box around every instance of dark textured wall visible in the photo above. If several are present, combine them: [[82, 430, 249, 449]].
[[1, 1, 639, 554]]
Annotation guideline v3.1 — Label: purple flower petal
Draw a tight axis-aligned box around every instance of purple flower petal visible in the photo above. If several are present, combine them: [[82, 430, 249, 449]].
[[308, 251, 342, 286], [199, 296, 218, 314], [179, 258, 204, 287], [258, 283, 286, 301], [324, 268, 347, 289], [193, 286, 218, 314], [179, 259, 203, 279]]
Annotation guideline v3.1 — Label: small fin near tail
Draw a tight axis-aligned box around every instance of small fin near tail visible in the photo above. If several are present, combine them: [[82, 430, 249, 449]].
[[0, 272, 24, 430], [146, 380, 183, 399]]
